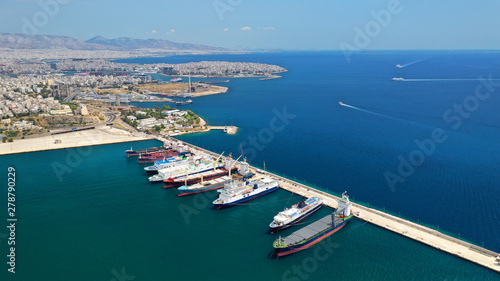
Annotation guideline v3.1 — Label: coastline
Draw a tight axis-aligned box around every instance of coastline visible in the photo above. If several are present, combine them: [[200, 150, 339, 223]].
[[173, 69, 288, 79], [0, 116, 225, 155], [0, 126, 149, 155], [190, 85, 228, 97], [139, 75, 229, 97]]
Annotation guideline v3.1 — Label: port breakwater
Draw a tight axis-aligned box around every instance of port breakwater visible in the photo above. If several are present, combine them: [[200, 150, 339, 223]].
[[156, 136, 500, 273]]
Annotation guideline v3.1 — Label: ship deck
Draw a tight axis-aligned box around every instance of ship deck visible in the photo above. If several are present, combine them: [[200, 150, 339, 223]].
[[282, 215, 342, 245], [186, 176, 231, 190]]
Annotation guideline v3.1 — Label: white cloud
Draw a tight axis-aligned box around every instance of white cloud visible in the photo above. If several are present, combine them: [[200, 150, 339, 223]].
[[263, 27, 275, 30], [170, 29, 175, 33], [240, 26, 251, 31], [223, 28, 229, 32], [151, 30, 157, 34]]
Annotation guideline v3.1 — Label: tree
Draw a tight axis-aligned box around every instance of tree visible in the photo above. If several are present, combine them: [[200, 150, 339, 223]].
[[154, 125, 162, 133], [5, 131, 20, 137]]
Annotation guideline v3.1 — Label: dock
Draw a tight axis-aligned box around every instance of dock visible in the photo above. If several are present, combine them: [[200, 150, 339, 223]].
[[155, 136, 500, 273], [207, 126, 238, 135]]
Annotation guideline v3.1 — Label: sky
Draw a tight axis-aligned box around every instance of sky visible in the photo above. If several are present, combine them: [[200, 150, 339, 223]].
[[1, 0, 500, 50]]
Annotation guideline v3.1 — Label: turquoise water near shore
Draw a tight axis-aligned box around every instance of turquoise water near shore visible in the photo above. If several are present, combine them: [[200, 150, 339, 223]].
[[1, 51, 500, 280]]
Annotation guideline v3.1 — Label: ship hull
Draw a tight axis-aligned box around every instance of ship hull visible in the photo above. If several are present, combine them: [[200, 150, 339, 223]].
[[150, 165, 223, 183], [163, 170, 230, 189], [274, 218, 351, 257], [178, 182, 227, 196], [270, 203, 323, 232], [126, 147, 164, 157], [213, 185, 279, 209], [138, 151, 179, 164]]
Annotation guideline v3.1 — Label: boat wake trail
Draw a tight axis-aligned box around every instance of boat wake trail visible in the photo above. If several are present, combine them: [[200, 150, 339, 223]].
[[339, 102, 389, 118], [397, 78, 500, 82], [338, 102, 425, 126], [399, 59, 425, 68]]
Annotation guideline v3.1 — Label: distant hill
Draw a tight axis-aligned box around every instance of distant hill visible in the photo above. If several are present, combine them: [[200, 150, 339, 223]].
[[85, 36, 227, 51], [0, 33, 122, 50], [0, 33, 226, 51]]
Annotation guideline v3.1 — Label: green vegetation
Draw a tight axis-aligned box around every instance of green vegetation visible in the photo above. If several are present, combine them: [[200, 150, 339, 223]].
[[61, 102, 77, 111], [5, 130, 20, 138], [184, 110, 200, 125], [120, 105, 201, 133]]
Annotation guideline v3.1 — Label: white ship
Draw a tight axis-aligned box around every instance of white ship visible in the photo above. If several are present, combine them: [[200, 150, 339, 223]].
[[269, 197, 323, 231], [148, 154, 223, 183], [212, 177, 279, 209]]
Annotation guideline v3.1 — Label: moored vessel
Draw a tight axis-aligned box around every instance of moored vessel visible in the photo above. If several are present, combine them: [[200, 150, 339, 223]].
[[212, 177, 279, 209], [148, 154, 224, 183], [125, 146, 164, 157], [272, 192, 353, 256], [269, 197, 323, 232], [144, 155, 189, 175], [163, 168, 232, 188], [177, 176, 232, 196]]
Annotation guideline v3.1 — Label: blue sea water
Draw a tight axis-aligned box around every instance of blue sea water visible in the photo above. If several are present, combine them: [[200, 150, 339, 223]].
[[1, 51, 500, 280]]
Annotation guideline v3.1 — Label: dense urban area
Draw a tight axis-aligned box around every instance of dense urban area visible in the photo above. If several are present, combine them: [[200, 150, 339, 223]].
[[0, 56, 286, 142]]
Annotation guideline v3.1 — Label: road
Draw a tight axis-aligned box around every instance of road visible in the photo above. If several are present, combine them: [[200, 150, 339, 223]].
[[103, 111, 117, 123]]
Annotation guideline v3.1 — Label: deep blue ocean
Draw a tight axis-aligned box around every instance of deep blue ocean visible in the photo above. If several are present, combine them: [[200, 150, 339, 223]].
[[1, 51, 499, 280]]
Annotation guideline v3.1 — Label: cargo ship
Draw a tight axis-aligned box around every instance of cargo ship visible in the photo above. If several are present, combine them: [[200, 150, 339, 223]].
[[212, 177, 279, 209], [164, 155, 247, 187], [125, 146, 164, 157], [177, 176, 232, 196], [269, 197, 323, 232], [163, 168, 235, 188], [272, 192, 353, 256], [138, 149, 183, 163]]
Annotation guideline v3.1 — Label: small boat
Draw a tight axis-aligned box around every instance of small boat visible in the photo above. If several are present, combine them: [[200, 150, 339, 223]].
[[269, 197, 323, 232], [175, 99, 192, 105]]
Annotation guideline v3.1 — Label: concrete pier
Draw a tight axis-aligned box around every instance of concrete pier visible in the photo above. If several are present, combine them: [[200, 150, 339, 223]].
[[158, 137, 500, 273], [207, 126, 238, 135]]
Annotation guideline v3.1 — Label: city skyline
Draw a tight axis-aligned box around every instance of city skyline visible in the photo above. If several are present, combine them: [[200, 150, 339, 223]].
[[1, 0, 500, 50]]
